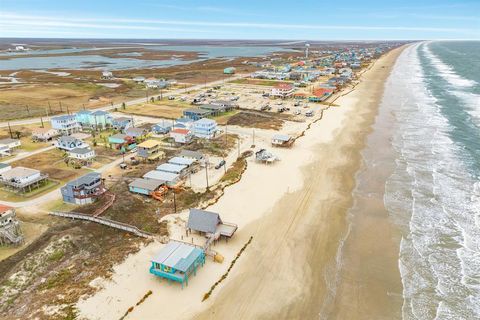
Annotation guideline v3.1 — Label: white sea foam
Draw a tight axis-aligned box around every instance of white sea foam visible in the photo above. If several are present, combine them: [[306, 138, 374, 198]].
[[423, 44, 477, 89], [383, 43, 480, 319]]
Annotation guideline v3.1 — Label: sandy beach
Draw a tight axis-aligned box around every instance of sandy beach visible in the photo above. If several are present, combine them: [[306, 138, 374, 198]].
[[76, 45, 407, 320]]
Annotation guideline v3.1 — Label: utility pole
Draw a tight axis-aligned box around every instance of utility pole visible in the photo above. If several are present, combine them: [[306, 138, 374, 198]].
[[205, 161, 209, 189], [173, 191, 177, 213], [59, 101, 63, 112], [7, 122, 13, 139], [26, 105, 30, 116], [40, 117, 44, 128]]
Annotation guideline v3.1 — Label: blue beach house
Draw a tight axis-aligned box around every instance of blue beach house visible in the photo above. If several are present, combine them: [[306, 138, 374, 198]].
[[150, 241, 206, 288]]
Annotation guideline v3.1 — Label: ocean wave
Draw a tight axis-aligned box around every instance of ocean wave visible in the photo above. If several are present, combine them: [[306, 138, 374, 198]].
[[384, 43, 480, 320], [422, 44, 478, 89]]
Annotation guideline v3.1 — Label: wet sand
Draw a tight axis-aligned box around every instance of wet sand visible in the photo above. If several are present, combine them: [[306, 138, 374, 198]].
[[194, 46, 407, 320]]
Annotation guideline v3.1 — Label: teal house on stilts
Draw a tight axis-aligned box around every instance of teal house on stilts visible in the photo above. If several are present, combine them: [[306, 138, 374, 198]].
[[150, 241, 205, 288]]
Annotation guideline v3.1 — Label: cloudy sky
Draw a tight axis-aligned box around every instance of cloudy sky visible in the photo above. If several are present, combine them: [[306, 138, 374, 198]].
[[0, 0, 479, 40]]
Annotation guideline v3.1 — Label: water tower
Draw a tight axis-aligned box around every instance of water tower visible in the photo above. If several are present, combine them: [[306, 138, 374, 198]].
[[305, 43, 310, 59]]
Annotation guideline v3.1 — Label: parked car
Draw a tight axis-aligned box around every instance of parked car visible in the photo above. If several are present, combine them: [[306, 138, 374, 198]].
[[119, 163, 127, 170], [294, 109, 301, 115], [168, 96, 175, 100], [305, 110, 314, 117], [215, 160, 226, 169]]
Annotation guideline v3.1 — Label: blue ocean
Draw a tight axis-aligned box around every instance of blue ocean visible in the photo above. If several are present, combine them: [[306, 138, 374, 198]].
[[384, 41, 480, 319]]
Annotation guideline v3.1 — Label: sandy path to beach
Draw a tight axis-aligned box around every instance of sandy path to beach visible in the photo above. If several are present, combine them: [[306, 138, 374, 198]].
[[194, 46, 407, 320], [77, 46, 406, 320]]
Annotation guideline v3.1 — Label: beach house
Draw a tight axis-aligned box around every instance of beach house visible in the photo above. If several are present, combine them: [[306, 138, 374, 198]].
[[32, 128, 59, 142], [112, 117, 133, 131], [128, 178, 165, 196], [156, 163, 188, 177], [271, 134, 294, 147], [308, 88, 334, 102], [173, 118, 194, 130], [137, 140, 164, 161], [178, 150, 205, 164], [183, 108, 211, 121], [67, 147, 96, 164], [170, 128, 193, 144], [149, 241, 206, 288], [0, 138, 21, 150], [125, 127, 148, 139], [55, 136, 89, 151], [143, 170, 180, 186], [0, 163, 12, 175], [192, 118, 217, 139], [223, 67, 236, 74], [51, 115, 80, 134], [152, 121, 174, 134], [101, 71, 113, 80], [108, 133, 136, 152], [76, 110, 112, 129], [61, 172, 106, 205], [271, 83, 295, 98], [0, 205, 23, 246], [0, 167, 48, 193], [187, 208, 237, 239]]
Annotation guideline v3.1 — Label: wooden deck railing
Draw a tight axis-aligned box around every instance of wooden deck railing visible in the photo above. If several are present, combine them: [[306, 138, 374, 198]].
[[49, 211, 154, 239]]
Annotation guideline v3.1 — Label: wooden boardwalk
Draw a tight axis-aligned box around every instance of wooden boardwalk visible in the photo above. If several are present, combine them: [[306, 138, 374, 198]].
[[49, 211, 154, 239]]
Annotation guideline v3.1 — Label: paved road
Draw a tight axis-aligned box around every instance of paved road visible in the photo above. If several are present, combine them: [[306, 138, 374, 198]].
[[0, 156, 126, 208], [0, 74, 249, 128], [2, 145, 55, 164]]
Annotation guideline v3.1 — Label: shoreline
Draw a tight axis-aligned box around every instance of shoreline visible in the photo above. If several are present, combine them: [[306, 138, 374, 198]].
[[193, 45, 407, 320], [76, 46, 407, 320]]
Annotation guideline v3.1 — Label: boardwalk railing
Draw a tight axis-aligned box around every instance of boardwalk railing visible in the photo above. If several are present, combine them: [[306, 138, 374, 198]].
[[49, 211, 154, 239]]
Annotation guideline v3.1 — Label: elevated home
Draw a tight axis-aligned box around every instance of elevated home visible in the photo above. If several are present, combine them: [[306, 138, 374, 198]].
[[150, 241, 206, 288], [0, 145, 10, 157], [170, 128, 193, 144], [168, 156, 196, 168], [271, 83, 295, 98], [183, 108, 211, 121], [55, 136, 89, 151], [271, 134, 294, 148], [0, 167, 48, 193], [125, 127, 148, 139], [156, 163, 188, 177], [0, 205, 23, 246], [187, 208, 237, 239], [76, 110, 112, 129], [193, 118, 217, 139], [67, 147, 95, 164], [178, 150, 205, 164], [198, 104, 224, 116], [0, 138, 21, 150], [308, 88, 334, 103], [51, 115, 80, 134], [137, 140, 164, 161], [0, 163, 12, 175], [32, 128, 59, 142], [143, 170, 180, 187], [210, 100, 237, 111], [133, 76, 145, 83], [152, 121, 173, 134], [174, 117, 194, 130], [108, 133, 136, 152], [101, 71, 113, 79], [223, 67, 236, 74], [112, 117, 133, 131], [61, 172, 106, 205], [129, 178, 165, 196]]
